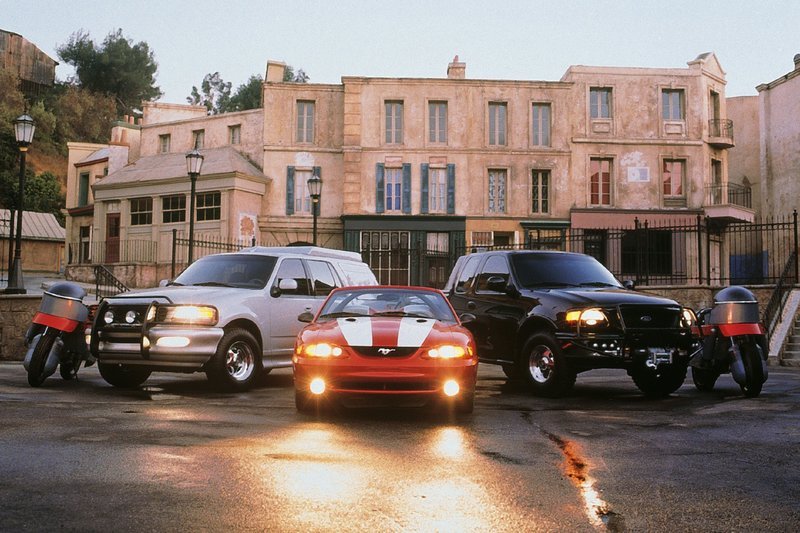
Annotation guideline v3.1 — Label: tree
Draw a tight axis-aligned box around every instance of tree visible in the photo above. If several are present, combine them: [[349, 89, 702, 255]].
[[187, 72, 232, 115], [228, 75, 263, 111], [0, 168, 64, 223], [283, 65, 310, 83], [57, 29, 162, 115], [53, 85, 118, 147]]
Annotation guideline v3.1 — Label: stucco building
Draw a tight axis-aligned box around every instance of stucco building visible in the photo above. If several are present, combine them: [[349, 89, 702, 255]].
[[66, 53, 743, 286]]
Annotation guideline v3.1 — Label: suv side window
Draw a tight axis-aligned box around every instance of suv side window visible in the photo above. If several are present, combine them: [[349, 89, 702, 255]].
[[455, 255, 482, 294], [475, 255, 510, 292], [272, 258, 310, 296], [307, 260, 339, 297]]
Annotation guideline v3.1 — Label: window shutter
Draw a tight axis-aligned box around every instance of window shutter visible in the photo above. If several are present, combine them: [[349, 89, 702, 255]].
[[313, 166, 322, 214], [286, 166, 295, 215], [420, 164, 429, 214], [447, 164, 456, 214], [402, 163, 411, 214], [375, 163, 385, 213]]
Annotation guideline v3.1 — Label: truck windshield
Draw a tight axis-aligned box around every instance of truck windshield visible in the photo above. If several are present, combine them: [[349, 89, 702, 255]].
[[173, 255, 277, 289], [510, 253, 622, 289]]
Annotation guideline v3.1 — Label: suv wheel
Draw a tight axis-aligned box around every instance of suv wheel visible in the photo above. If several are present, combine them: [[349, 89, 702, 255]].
[[630, 362, 687, 398], [206, 329, 262, 391], [520, 333, 576, 397]]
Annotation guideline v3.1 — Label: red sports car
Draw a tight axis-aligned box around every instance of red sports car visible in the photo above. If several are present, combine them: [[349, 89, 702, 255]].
[[293, 286, 478, 414]]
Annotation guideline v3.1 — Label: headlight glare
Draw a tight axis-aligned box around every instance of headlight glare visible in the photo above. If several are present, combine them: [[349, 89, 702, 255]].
[[566, 308, 608, 328], [155, 305, 218, 326], [680, 308, 697, 328], [303, 343, 344, 357], [427, 345, 467, 359]]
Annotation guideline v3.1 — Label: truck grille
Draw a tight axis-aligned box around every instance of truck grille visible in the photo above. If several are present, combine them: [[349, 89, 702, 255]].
[[619, 305, 681, 329]]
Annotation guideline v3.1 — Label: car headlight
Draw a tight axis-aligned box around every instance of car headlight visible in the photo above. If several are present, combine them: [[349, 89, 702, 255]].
[[153, 305, 218, 326], [302, 343, 344, 358], [680, 308, 697, 328], [426, 344, 471, 359], [565, 308, 609, 329]]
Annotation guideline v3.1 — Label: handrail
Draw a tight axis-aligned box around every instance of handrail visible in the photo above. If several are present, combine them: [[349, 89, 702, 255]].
[[93, 265, 129, 300], [763, 249, 798, 342]]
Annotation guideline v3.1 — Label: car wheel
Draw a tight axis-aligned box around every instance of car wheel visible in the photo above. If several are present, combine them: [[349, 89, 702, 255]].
[[454, 390, 475, 414], [295, 388, 315, 414], [691, 366, 719, 392], [98, 362, 151, 388], [519, 333, 575, 397], [206, 329, 262, 391], [630, 361, 687, 398]]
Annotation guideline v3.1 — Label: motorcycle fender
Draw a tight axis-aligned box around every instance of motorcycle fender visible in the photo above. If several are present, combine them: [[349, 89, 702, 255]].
[[42, 337, 65, 377], [32, 312, 80, 333], [729, 342, 747, 386], [717, 323, 764, 336], [22, 333, 42, 371]]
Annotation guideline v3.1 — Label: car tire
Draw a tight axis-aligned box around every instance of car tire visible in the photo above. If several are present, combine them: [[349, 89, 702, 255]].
[[454, 390, 475, 414], [206, 329, 262, 392], [691, 366, 719, 392], [295, 388, 323, 414], [630, 361, 687, 398], [98, 362, 151, 388], [519, 333, 576, 397]]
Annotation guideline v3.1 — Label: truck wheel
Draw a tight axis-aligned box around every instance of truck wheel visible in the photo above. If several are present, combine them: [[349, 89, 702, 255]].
[[691, 367, 719, 392], [98, 363, 151, 388], [519, 333, 575, 397], [206, 328, 262, 391], [27, 329, 57, 387], [740, 341, 764, 398], [630, 362, 687, 398]]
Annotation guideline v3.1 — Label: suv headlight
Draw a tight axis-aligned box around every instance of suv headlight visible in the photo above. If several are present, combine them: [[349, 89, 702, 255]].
[[680, 308, 696, 328], [565, 308, 609, 330], [148, 305, 218, 326]]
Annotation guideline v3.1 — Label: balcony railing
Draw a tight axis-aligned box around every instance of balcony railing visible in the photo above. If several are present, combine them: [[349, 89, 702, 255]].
[[705, 182, 752, 209], [708, 119, 734, 147]]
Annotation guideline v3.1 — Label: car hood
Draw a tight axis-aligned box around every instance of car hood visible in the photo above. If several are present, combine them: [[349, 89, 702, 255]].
[[306, 316, 461, 348], [109, 285, 255, 305], [527, 287, 681, 308]]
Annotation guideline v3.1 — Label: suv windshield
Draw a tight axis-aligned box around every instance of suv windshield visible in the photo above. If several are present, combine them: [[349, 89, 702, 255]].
[[173, 255, 277, 289], [510, 253, 622, 289]]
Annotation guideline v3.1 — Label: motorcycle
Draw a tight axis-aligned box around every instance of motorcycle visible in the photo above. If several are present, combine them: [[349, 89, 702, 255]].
[[23, 281, 96, 387], [690, 286, 768, 397]]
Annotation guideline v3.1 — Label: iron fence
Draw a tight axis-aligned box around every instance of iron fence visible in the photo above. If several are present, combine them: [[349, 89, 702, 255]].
[[170, 230, 259, 278], [67, 240, 157, 265]]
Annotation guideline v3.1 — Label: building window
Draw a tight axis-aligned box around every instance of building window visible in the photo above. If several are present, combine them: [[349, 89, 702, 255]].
[[531, 169, 550, 214], [662, 159, 685, 197], [130, 197, 153, 226], [360, 231, 410, 285], [531, 103, 551, 146], [385, 101, 403, 144], [488, 102, 507, 146], [192, 129, 205, 149], [79, 225, 91, 263], [159, 134, 171, 153], [385, 167, 403, 212], [662, 89, 685, 120], [228, 125, 241, 145], [429, 101, 447, 143], [294, 169, 312, 213], [590, 158, 612, 206], [590, 88, 612, 119], [78, 171, 90, 207], [197, 192, 221, 221], [488, 169, 507, 213], [527, 228, 566, 251], [162, 195, 186, 223], [429, 168, 447, 213], [297, 101, 315, 143]]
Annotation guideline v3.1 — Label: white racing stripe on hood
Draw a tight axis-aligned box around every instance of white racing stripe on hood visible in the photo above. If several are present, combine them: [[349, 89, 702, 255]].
[[337, 317, 373, 346], [397, 317, 435, 347]]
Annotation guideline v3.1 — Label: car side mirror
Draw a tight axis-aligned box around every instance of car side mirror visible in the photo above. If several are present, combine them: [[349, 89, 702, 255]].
[[459, 313, 476, 325], [297, 311, 314, 323], [486, 276, 507, 293], [271, 278, 299, 297], [623, 279, 636, 290]]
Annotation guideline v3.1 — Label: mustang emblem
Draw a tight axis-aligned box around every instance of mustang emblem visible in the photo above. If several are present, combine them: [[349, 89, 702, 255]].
[[377, 348, 396, 356]]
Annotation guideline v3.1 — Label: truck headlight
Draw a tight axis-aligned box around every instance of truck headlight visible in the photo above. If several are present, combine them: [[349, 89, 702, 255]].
[[680, 308, 696, 328], [565, 308, 609, 329], [155, 305, 218, 326]]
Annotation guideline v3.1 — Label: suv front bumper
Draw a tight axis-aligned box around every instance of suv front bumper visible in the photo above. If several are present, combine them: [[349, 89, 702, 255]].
[[94, 324, 224, 369]]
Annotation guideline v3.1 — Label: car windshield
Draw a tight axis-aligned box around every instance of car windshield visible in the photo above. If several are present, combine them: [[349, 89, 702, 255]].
[[317, 288, 457, 324], [510, 253, 622, 289], [173, 255, 277, 289]]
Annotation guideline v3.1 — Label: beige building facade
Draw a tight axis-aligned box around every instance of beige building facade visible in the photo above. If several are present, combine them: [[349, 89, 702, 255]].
[[66, 53, 744, 286]]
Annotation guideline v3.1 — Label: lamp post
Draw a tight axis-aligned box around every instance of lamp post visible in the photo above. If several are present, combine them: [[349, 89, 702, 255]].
[[185, 149, 204, 265], [4, 114, 35, 294], [307, 173, 322, 246]]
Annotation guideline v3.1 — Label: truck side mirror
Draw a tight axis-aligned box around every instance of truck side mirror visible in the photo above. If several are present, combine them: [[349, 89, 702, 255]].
[[623, 280, 636, 290], [486, 276, 507, 293]]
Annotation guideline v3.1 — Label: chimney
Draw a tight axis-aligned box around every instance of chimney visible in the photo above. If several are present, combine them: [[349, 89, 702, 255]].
[[447, 55, 466, 79], [794, 54, 800, 70], [266, 60, 287, 83]]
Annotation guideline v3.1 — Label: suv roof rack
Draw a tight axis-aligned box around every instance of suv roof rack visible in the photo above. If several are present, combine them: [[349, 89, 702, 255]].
[[238, 246, 364, 262]]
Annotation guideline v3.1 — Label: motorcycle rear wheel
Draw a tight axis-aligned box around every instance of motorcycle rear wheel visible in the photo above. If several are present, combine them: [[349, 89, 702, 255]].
[[28, 329, 58, 387], [59, 354, 81, 380], [740, 341, 764, 398], [691, 367, 720, 392]]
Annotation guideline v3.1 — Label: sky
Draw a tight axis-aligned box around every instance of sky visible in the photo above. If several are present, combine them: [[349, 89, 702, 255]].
[[4, 0, 800, 103]]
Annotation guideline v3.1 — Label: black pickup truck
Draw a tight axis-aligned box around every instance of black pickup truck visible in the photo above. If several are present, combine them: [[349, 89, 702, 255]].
[[443, 250, 696, 397]]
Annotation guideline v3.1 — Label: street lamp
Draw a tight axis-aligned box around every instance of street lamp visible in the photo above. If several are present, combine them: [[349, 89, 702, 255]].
[[4, 114, 35, 294], [185, 149, 204, 264], [307, 173, 322, 246]]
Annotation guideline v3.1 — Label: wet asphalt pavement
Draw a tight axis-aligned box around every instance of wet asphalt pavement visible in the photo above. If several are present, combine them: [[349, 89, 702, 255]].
[[1, 362, 799, 532]]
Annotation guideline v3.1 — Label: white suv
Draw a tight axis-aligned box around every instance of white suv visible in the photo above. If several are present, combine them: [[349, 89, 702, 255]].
[[90, 247, 377, 390]]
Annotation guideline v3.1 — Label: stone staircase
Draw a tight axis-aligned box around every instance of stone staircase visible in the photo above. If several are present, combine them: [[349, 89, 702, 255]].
[[781, 315, 800, 367]]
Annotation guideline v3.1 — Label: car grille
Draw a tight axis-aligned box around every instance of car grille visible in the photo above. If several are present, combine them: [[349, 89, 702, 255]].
[[334, 379, 436, 392], [351, 346, 418, 358], [96, 304, 149, 344], [619, 305, 681, 329]]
